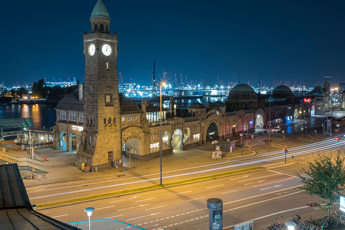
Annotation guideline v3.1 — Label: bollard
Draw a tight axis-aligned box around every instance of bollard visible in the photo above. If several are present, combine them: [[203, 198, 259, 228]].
[[207, 198, 223, 230]]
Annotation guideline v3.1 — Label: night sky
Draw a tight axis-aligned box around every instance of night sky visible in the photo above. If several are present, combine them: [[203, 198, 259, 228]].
[[1, 0, 345, 86]]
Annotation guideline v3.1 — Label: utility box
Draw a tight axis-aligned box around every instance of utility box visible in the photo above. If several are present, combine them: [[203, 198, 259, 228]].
[[207, 198, 223, 230]]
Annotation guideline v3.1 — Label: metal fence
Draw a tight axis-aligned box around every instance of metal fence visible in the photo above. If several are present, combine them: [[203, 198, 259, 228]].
[[0, 152, 46, 172], [68, 218, 146, 230]]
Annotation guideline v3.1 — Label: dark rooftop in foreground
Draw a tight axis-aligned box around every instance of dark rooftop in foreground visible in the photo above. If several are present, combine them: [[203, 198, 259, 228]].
[[0, 164, 79, 230]]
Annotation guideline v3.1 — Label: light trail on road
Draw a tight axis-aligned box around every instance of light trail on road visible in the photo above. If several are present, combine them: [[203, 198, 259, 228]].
[[30, 138, 345, 201]]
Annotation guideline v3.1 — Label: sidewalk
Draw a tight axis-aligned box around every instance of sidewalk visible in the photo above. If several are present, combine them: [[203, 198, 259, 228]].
[[0, 131, 331, 188]]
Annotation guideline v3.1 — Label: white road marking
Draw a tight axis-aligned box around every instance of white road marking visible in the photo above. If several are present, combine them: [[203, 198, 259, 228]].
[[252, 177, 293, 188], [223, 185, 300, 205], [109, 199, 127, 203], [221, 190, 238, 194], [225, 191, 301, 212], [188, 197, 205, 202], [51, 214, 68, 218], [260, 184, 282, 190], [229, 175, 249, 181], [126, 212, 162, 221], [30, 139, 343, 200], [267, 169, 297, 178], [223, 206, 309, 229], [146, 205, 168, 211], [206, 184, 224, 189], [136, 197, 156, 202], [95, 205, 115, 210], [244, 180, 265, 185], [117, 206, 135, 211], [174, 191, 192, 195], [28, 138, 339, 195], [107, 214, 124, 218], [238, 174, 277, 182]]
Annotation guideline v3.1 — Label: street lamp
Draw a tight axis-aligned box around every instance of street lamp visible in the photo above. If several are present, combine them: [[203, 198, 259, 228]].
[[159, 82, 166, 186], [84, 207, 94, 230]]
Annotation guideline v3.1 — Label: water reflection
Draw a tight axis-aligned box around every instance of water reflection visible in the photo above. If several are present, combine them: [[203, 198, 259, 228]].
[[0, 104, 56, 130]]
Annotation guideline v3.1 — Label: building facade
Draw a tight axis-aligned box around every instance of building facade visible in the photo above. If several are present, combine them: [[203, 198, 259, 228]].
[[55, 0, 310, 171]]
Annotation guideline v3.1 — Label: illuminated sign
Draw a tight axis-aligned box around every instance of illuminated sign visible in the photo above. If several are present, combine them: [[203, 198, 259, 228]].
[[303, 98, 311, 104], [72, 125, 83, 132]]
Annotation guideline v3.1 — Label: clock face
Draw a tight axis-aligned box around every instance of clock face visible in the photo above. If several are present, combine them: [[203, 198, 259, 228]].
[[102, 44, 112, 56], [88, 44, 95, 56]]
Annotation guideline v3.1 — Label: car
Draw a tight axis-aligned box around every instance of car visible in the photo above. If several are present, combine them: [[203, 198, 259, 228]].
[[272, 127, 281, 132]]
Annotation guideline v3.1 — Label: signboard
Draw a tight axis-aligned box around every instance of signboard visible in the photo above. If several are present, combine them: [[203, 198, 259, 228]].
[[0, 140, 15, 145], [340, 196, 345, 212], [234, 221, 254, 230]]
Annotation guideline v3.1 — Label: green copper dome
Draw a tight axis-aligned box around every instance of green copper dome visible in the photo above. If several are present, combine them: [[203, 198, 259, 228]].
[[91, 0, 110, 19], [230, 84, 255, 93]]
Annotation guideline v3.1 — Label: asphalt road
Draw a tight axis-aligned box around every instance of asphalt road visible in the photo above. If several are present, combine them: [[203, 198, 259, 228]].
[[28, 137, 345, 204], [34, 137, 345, 229], [38, 165, 323, 229]]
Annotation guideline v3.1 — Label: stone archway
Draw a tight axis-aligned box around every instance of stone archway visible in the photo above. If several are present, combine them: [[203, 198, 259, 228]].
[[60, 131, 67, 151], [172, 129, 183, 151], [123, 139, 141, 155], [122, 138, 141, 167], [69, 133, 77, 152], [206, 122, 219, 142], [255, 114, 264, 129], [311, 105, 315, 116], [294, 108, 299, 119], [162, 131, 171, 146], [183, 127, 191, 144]]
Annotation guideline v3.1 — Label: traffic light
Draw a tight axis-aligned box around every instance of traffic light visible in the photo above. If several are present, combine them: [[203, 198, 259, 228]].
[[336, 137, 339, 143], [283, 148, 286, 154]]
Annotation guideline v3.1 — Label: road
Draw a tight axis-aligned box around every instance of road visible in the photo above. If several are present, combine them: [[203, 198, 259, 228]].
[[34, 137, 345, 229], [38, 164, 323, 229], [28, 138, 344, 203]]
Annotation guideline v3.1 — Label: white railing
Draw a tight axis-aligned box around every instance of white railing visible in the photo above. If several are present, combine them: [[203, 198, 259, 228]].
[[0, 152, 46, 172]]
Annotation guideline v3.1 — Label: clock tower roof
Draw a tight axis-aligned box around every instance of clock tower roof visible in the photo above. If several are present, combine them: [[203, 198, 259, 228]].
[[91, 0, 110, 19]]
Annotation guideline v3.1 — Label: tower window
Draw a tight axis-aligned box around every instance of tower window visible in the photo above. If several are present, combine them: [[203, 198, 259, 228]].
[[106, 25, 108, 33], [108, 118, 112, 126], [113, 117, 116, 125], [105, 93, 113, 106], [94, 24, 98, 31], [100, 24, 104, 32], [104, 118, 107, 127], [106, 62, 109, 71]]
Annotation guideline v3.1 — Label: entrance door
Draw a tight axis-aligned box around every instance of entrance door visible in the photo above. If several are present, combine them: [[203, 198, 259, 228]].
[[108, 151, 113, 167]]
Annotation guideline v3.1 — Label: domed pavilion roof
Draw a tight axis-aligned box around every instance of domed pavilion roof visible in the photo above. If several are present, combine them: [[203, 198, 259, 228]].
[[230, 84, 255, 93], [272, 85, 294, 98], [91, 0, 110, 19], [310, 86, 325, 97]]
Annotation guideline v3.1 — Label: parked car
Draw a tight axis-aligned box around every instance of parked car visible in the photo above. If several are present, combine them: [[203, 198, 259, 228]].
[[272, 126, 281, 132]]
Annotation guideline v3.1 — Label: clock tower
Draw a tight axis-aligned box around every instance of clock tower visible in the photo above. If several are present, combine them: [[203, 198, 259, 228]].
[[78, 0, 122, 170]]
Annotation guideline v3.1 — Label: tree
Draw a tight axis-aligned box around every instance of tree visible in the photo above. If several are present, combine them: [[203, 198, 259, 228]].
[[17, 87, 28, 97], [297, 152, 345, 217]]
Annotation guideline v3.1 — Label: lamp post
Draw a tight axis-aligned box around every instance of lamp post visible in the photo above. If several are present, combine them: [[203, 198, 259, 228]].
[[84, 207, 94, 230], [159, 82, 166, 186]]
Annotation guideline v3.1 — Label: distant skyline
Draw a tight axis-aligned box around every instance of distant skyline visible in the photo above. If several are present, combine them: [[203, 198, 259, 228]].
[[1, 0, 345, 86]]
